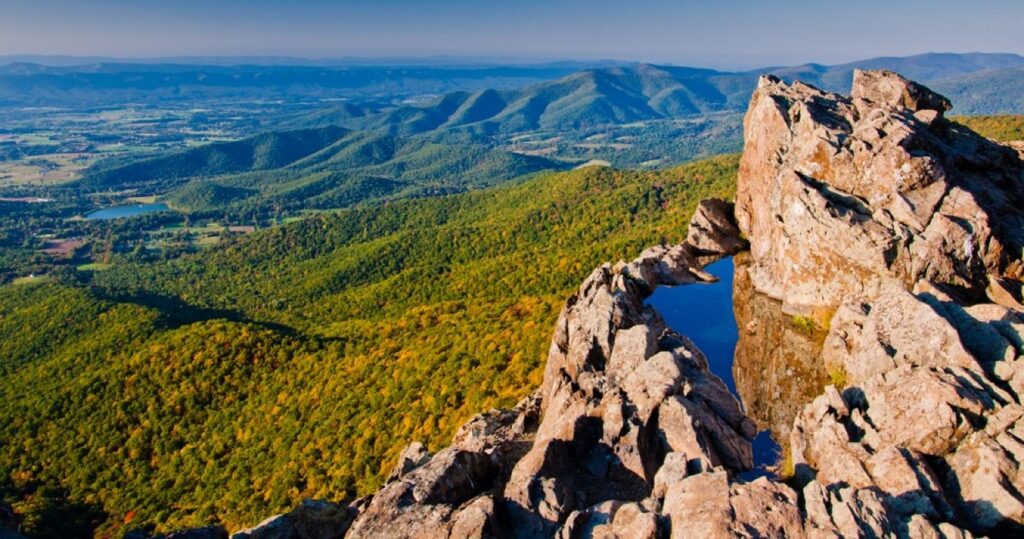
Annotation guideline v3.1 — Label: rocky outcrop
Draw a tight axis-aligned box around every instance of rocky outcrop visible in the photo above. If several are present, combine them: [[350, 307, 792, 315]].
[[736, 70, 1024, 321], [499, 244, 756, 538], [230, 500, 357, 539], [760, 72, 1024, 537], [152, 70, 1024, 539], [685, 198, 748, 255]]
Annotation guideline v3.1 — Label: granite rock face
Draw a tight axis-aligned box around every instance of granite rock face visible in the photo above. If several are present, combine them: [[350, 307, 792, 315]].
[[736, 69, 1024, 321], [149, 71, 1024, 538], [685, 198, 748, 255], [230, 499, 357, 539]]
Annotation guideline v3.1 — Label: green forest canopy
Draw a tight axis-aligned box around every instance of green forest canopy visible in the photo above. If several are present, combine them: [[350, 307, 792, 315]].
[[1, 155, 738, 537]]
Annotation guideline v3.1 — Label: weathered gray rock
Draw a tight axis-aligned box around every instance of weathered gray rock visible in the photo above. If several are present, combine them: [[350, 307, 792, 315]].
[[231, 500, 356, 539], [448, 495, 498, 539], [822, 282, 980, 384], [386, 442, 431, 483], [662, 472, 803, 538], [556, 500, 658, 539], [850, 69, 952, 114], [344, 446, 497, 538], [736, 69, 1024, 322], [943, 406, 1024, 534], [727, 478, 804, 538], [685, 198, 747, 255], [661, 471, 733, 538]]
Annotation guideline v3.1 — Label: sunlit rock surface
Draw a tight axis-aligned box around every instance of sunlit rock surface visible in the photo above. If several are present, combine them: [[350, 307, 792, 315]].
[[736, 70, 1024, 321]]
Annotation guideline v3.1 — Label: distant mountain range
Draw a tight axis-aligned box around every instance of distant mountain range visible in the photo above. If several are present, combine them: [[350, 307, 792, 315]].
[[349, 52, 1024, 137], [1, 52, 1021, 115], [0, 54, 626, 68], [70, 52, 1024, 212], [0, 62, 619, 107]]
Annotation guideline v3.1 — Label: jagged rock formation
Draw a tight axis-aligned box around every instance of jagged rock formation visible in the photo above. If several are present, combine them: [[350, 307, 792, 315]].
[[139, 71, 1024, 538], [685, 198, 747, 255], [736, 70, 1024, 321]]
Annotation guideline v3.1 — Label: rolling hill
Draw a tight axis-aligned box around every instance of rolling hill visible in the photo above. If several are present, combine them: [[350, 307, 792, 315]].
[[365, 65, 752, 135], [80, 127, 565, 214], [83, 126, 352, 189]]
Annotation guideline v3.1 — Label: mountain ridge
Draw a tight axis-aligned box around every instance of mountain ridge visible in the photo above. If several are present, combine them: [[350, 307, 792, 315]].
[[352, 52, 1024, 137]]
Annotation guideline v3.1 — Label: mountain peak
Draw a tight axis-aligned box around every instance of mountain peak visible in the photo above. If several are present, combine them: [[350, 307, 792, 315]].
[[851, 68, 951, 113]]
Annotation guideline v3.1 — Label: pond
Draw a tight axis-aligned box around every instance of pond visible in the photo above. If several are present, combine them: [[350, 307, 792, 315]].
[[86, 202, 170, 220], [644, 256, 783, 479]]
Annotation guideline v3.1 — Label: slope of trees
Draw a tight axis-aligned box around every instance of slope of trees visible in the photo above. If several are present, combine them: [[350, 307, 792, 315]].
[[1, 155, 738, 537], [953, 114, 1024, 142], [83, 126, 351, 189]]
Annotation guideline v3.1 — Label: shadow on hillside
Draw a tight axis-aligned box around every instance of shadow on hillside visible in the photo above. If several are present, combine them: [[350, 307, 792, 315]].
[[93, 288, 299, 336]]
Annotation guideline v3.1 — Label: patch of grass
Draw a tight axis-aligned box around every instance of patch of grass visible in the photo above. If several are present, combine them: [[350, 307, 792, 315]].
[[828, 366, 849, 389], [779, 448, 795, 479], [791, 314, 819, 334], [77, 263, 112, 271], [12, 275, 53, 285]]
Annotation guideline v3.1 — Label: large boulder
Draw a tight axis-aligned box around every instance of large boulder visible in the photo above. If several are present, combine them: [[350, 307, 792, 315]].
[[346, 448, 496, 538], [685, 198, 747, 255], [736, 69, 1024, 321]]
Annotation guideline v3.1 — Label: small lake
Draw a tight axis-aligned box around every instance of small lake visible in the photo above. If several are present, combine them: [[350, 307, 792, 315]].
[[86, 202, 170, 220], [644, 257, 781, 478]]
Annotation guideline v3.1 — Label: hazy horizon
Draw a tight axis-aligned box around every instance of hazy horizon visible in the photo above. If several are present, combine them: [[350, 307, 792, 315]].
[[2, 0, 1022, 70], [2, 50, 1024, 72]]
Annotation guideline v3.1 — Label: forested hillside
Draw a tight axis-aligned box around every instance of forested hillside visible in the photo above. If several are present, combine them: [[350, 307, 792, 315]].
[[79, 129, 564, 216], [0, 155, 738, 537], [83, 126, 351, 190], [953, 114, 1024, 142]]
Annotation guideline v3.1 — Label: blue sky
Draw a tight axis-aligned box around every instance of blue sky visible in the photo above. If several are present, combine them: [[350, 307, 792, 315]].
[[1, 0, 1021, 68]]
